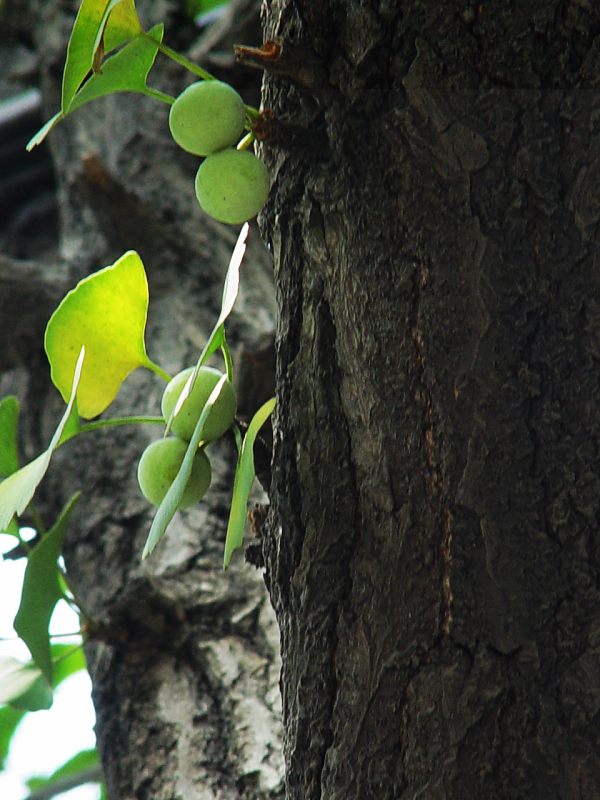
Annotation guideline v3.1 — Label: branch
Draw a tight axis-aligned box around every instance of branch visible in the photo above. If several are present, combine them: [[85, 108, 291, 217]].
[[25, 765, 104, 800], [234, 39, 328, 94]]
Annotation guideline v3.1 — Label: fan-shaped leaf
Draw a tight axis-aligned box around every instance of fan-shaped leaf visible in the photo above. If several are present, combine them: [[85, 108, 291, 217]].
[[45, 251, 156, 420]]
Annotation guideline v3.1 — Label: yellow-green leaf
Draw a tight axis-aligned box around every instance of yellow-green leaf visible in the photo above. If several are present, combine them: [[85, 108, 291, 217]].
[[45, 251, 155, 419]]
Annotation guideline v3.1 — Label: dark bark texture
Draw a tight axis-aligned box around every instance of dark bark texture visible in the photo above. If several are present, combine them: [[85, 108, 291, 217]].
[[257, 1, 600, 798], [2, 1, 283, 799]]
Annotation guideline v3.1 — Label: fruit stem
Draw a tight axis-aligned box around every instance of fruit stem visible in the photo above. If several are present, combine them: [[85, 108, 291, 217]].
[[142, 86, 175, 106], [236, 131, 255, 151], [77, 416, 165, 435], [147, 361, 172, 382], [150, 36, 216, 81]]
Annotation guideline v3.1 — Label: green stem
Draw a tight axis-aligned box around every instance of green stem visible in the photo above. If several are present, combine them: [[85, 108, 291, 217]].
[[147, 360, 172, 382], [149, 36, 216, 81], [142, 86, 175, 106], [78, 416, 165, 435], [221, 338, 234, 382], [147, 36, 261, 117], [237, 131, 255, 151], [233, 424, 242, 455], [27, 505, 46, 537]]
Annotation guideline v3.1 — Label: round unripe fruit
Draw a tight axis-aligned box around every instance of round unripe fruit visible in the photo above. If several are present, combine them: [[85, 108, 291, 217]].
[[161, 366, 236, 443], [137, 437, 211, 509], [195, 149, 269, 225], [168, 80, 246, 156]]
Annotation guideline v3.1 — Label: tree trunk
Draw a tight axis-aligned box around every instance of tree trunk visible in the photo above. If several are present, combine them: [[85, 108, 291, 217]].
[[6, 0, 600, 798], [258, 1, 600, 798]]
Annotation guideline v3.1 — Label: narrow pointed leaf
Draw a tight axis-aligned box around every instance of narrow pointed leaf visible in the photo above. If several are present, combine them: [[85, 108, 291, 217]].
[[45, 251, 155, 419], [0, 395, 19, 477], [224, 397, 275, 568], [62, 0, 142, 112], [0, 349, 85, 532], [26, 111, 64, 152], [13, 494, 81, 684], [70, 24, 164, 112], [166, 223, 249, 435], [143, 376, 228, 559]]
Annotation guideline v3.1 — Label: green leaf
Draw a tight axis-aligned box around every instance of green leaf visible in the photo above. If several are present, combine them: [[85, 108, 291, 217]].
[[95, 0, 142, 56], [13, 494, 81, 684], [0, 705, 25, 768], [69, 23, 164, 113], [224, 397, 275, 568], [0, 349, 85, 532], [51, 643, 87, 688], [165, 223, 248, 435], [45, 251, 156, 420], [142, 376, 228, 559], [25, 111, 64, 152], [62, 0, 142, 112], [0, 657, 51, 709], [1, 516, 20, 537], [58, 398, 82, 447], [0, 396, 19, 477], [26, 748, 100, 792], [8, 674, 54, 712]]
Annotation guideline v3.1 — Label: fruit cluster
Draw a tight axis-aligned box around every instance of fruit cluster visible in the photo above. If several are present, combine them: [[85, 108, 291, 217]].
[[137, 366, 237, 509], [168, 80, 269, 225]]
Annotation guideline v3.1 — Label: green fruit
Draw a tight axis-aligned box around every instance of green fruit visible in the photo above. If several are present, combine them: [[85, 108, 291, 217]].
[[168, 81, 246, 156], [162, 366, 237, 443], [137, 437, 211, 509], [195, 149, 269, 225]]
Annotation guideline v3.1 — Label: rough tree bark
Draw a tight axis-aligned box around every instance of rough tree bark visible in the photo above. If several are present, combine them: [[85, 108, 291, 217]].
[[3, 0, 600, 799], [256, 1, 600, 799]]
